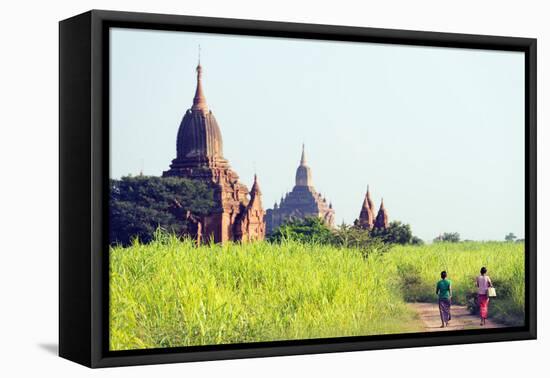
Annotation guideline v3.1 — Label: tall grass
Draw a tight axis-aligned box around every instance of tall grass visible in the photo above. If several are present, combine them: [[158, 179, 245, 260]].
[[110, 237, 524, 351], [110, 236, 419, 351], [384, 242, 525, 325]]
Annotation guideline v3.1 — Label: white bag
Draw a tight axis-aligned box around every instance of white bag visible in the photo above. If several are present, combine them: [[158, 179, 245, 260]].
[[488, 287, 497, 297]]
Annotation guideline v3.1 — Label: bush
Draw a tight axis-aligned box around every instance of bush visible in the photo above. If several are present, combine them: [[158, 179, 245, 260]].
[[434, 232, 461, 243], [505, 233, 517, 242], [268, 217, 334, 245], [331, 224, 390, 257], [268, 218, 392, 258], [371, 221, 421, 245], [269, 218, 422, 257]]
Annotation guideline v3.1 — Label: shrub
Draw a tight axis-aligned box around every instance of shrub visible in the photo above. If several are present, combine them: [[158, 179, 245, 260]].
[[371, 221, 421, 245], [433, 232, 461, 243], [268, 216, 334, 245], [268, 218, 390, 257]]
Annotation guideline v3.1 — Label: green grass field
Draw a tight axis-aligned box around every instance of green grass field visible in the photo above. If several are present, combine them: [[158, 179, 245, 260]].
[[109, 236, 524, 351], [386, 242, 525, 325]]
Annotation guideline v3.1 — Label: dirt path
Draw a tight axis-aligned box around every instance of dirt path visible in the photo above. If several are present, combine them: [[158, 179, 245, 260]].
[[408, 302, 506, 332]]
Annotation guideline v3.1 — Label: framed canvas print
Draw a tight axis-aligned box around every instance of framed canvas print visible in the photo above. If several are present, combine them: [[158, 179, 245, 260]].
[[59, 10, 536, 368]]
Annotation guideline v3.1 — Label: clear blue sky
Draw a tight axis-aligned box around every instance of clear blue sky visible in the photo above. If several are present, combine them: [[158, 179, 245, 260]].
[[110, 28, 525, 242]]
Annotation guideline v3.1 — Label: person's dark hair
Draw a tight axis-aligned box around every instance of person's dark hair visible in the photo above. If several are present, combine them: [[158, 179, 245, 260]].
[[441, 271, 447, 279], [480, 267, 487, 275]]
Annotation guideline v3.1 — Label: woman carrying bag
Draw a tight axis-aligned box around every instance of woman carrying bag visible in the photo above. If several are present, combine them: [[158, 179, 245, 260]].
[[476, 267, 495, 326]]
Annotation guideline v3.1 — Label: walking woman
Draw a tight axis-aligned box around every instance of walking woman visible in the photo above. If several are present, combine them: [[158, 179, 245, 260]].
[[477, 267, 493, 325], [436, 271, 452, 328]]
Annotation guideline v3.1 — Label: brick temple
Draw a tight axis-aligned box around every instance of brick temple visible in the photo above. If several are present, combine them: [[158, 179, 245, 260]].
[[355, 186, 389, 230], [265, 145, 335, 234], [163, 63, 265, 243], [162, 60, 389, 241]]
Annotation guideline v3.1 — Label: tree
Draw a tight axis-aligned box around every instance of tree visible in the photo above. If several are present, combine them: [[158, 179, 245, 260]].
[[505, 232, 517, 242], [268, 217, 422, 258], [411, 236, 425, 245], [332, 224, 390, 257], [109, 176, 215, 246], [268, 219, 391, 258], [433, 232, 461, 243], [371, 221, 418, 245], [332, 223, 371, 248], [268, 216, 333, 244]]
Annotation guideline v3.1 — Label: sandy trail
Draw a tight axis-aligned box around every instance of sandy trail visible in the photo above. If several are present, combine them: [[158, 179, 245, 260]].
[[408, 302, 506, 332]]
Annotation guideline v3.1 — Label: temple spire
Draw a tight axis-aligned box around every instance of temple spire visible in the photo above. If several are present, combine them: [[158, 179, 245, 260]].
[[247, 174, 263, 211], [366, 185, 375, 215], [295, 144, 313, 187], [250, 174, 261, 196], [362, 186, 375, 212], [358, 187, 375, 230], [300, 143, 306, 165], [192, 50, 208, 112], [374, 198, 389, 229]]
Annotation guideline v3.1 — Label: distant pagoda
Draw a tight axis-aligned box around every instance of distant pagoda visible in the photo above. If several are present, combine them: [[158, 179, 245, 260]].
[[163, 62, 265, 243], [355, 187, 389, 230], [356, 186, 376, 229], [265, 145, 335, 234], [374, 198, 389, 229]]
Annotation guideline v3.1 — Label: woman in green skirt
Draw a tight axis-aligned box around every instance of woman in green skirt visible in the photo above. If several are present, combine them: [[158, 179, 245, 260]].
[[436, 271, 452, 328]]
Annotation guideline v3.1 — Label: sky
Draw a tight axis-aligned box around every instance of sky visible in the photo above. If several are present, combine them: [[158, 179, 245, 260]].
[[110, 27, 525, 242]]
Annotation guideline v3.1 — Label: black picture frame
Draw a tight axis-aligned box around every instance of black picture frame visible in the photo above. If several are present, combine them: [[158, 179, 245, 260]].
[[59, 9, 537, 368]]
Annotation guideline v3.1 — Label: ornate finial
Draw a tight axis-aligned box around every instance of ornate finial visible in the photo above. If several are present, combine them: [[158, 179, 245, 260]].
[[250, 174, 261, 196], [295, 143, 313, 186], [300, 143, 306, 165], [192, 50, 208, 112], [198, 44, 201, 65]]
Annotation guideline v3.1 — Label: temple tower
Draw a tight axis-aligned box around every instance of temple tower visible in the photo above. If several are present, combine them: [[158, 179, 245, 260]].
[[356, 187, 389, 231], [163, 62, 265, 243], [265, 145, 335, 234], [356, 186, 375, 230], [235, 174, 266, 242], [374, 198, 389, 230]]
